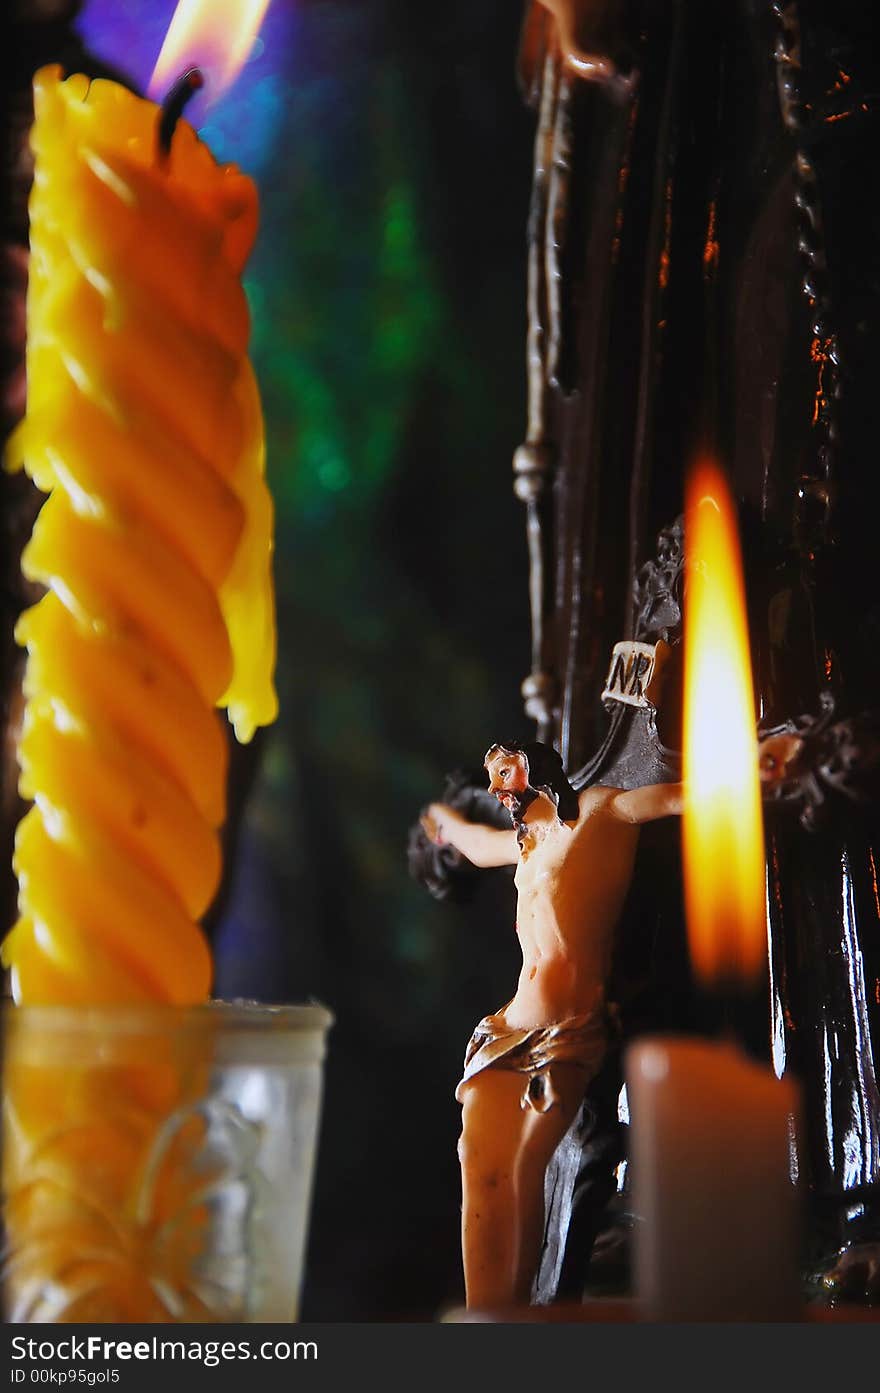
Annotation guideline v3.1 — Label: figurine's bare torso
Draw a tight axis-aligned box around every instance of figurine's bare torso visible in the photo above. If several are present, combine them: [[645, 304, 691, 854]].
[[426, 753, 674, 1031], [505, 787, 639, 1028]]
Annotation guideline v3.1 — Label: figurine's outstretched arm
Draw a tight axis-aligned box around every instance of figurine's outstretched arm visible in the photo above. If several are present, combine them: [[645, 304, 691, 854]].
[[421, 803, 519, 867], [606, 731, 809, 827], [608, 781, 684, 824]]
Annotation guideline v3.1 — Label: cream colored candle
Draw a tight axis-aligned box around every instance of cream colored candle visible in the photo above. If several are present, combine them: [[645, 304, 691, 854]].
[[626, 1037, 800, 1320], [626, 461, 801, 1321]]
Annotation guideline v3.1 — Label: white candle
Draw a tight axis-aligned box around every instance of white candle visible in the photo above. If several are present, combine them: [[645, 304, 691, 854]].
[[626, 460, 802, 1320], [626, 1037, 800, 1320]]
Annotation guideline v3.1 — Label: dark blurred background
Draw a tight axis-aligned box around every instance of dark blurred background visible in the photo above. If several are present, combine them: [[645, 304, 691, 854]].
[[59, 0, 537, 1320]]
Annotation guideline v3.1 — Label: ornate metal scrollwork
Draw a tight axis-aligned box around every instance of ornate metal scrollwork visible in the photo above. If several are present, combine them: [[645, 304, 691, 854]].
[[513, 39, 565, 743], [760, 692, 880, 830], [631, 519, 684, 646], [772, 1, 842, 550]]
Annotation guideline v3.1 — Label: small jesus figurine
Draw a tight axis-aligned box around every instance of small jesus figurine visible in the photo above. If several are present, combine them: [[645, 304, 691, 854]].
[[422, 740, 682, 1310]]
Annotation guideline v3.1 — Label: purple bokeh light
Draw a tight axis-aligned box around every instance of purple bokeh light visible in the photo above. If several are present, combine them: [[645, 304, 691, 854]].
[[75, 0, 297, 174]]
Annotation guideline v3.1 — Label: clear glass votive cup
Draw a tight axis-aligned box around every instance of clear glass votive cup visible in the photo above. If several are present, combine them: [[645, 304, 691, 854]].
[[1, 1000, 333, 1323]]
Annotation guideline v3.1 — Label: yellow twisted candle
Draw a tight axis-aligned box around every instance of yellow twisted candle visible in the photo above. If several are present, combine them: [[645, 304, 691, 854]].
[[2, 66, 277, 1005], [1, 62, 278, 1322]]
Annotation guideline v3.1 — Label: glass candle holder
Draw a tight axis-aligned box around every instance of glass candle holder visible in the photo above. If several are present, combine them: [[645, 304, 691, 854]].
[[1, 1000, 332, 1323]]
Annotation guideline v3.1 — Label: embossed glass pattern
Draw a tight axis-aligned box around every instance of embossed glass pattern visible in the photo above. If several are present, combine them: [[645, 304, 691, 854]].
[[1, 1001, 332, 1322]]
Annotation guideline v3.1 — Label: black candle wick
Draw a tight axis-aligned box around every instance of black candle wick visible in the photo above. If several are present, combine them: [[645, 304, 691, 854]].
[[157, 68, 205, 162]]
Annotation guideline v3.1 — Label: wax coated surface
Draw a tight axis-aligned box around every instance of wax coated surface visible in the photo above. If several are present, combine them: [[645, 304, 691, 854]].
[[3, 67, 277, 1004]]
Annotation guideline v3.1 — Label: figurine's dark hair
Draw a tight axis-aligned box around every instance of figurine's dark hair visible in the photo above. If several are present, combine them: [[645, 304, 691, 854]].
[[484, 740, 579, 822], [408, 768, 514, 902]]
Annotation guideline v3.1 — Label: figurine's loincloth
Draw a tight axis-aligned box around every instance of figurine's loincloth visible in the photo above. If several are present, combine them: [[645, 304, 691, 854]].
[[455, 1006, 610, 1114]]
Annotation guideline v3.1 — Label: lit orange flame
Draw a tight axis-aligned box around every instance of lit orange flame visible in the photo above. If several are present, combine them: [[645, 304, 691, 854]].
[[683, 460, 765, 985], [149, 0, 272, 108]]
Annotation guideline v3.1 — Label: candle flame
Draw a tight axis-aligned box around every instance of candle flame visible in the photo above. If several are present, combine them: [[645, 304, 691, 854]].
[[683, 460, 765, 985], [149, 0, 271, 108]]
